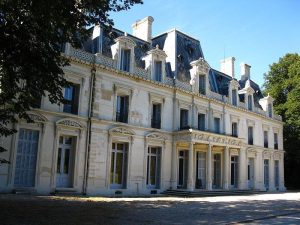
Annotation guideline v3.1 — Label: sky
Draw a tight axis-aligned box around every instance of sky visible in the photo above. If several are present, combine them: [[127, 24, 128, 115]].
[[110, 0, 300, 87]]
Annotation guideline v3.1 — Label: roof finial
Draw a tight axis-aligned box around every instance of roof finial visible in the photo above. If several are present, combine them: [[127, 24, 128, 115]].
[[156, 44, 159, 49]]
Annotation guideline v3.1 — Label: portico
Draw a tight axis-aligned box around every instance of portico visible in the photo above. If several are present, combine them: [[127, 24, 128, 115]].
[[171, 129, 246, 191]]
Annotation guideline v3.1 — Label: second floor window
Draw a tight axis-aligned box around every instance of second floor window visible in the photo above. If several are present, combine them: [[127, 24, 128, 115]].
[[116, 95, 129, 123], [120, 49, 131, 72], [248, 126, 253, 145], [151, 103, 161, 129], [180, 109, 189, 130], [274, 133, 278, 149], [264, 130, 268, 148], [232, 89, 237, 106], [198, 113, 205, 131], [214, 117, 220, 134], [232, 122, 238, 137], [248, 95, 253, 111], [154, 61, 162, 82], [199, 75, 206, 95], [63, 84, 80, 115]]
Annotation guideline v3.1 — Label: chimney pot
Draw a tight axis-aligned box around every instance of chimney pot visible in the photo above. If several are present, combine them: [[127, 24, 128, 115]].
[[240, 63, 251, 80]]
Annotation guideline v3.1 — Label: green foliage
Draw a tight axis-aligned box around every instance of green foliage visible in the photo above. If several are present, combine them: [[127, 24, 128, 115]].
[[0, 0, 142, 164], [264, 53, 300, 188]]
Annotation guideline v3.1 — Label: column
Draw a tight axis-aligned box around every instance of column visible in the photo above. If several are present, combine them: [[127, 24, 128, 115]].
[[223, 146, 229, 190], [279, 154, 286, 191], [170, 141, 177, 189], [206, 144, 212, 190], [269, 154, 275, 191], [187, 143, 194, 190], [238, 147, 247, 190]]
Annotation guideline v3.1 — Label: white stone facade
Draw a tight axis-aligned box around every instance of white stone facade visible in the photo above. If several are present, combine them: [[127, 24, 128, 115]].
[[0, 17, 285, 195]]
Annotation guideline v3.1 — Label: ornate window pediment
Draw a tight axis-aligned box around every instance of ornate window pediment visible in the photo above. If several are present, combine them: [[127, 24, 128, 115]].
[[27, 111, 48, 123], [109, 126, 135, 136], [56, 118, 84, 129], [146, 132, 166, 140]]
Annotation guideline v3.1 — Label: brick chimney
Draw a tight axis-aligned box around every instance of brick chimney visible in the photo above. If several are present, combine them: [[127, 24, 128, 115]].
[[220, 57, 235, 78], [132, 16, 154, 42]]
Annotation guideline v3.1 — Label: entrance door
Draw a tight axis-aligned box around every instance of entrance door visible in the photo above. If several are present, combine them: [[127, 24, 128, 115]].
[[264, 159, 269, 189], [14, 129, 39, 187], [230, 156, 239, 188], [178, 150, 188, 189], [56, 136, 74, 188], [196, 152, 206, 189], [248, 158, 254, 189], [212, 153, 221, 189]]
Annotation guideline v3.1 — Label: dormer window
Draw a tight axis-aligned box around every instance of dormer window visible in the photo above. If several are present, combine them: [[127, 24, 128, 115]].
[[268, 103, 272, 118], [154, 61, 162, 82], [232, 89, 237, 106], [199, 75, 206, 95], [248, 95, 253, 111], [120, 49, 131, 72]]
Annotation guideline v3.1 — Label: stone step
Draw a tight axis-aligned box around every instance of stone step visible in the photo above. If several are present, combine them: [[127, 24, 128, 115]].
[[13, 188, 36, 195], [53, 188, 82, 196]]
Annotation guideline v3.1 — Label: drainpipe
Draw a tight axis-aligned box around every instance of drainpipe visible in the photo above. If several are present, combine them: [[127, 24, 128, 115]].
[[83, 65, 96, 195]]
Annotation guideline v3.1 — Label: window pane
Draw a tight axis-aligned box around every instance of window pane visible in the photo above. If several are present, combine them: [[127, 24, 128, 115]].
[[57, 148, 61, 173], [232, 89, 237, 106], [154, 61, 162, 82], [198, 114, 205, 131], [110, 152, 115, 183], [199, 76, 206, 94], [116, 152, 123, 184], [64, 149, 70, 174]]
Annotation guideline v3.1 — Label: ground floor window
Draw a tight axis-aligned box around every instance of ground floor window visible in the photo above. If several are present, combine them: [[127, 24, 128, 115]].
[[178, 150, 188, 188], [274, 160, 279, 188], [110, 142, 128, 189], [14, 129, 39, 187], [196, 152, 206, 189], [264, 159, 269, 189], [213, 153, 222, 189], [146, 147, 161, 189], [230, 156, 239, 188]]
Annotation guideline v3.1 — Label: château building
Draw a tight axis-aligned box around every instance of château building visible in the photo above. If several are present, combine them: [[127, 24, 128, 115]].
[[0, 16, 285, 195]]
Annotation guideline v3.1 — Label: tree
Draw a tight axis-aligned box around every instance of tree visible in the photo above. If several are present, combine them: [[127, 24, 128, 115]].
[[263, 53, 300, 188], [0, 0, 143, 163]]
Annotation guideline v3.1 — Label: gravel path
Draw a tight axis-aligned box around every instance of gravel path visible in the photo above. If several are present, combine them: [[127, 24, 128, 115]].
[[1, 192, 300, 225]]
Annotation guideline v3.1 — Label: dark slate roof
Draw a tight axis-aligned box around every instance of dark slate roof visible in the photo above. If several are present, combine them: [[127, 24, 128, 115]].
[[209, 69, 232, 96]]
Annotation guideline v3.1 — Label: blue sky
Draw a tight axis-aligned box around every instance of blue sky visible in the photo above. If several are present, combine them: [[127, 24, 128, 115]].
[[110, 0, 300, 87]]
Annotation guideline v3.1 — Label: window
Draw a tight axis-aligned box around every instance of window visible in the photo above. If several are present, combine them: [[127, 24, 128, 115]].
[[274, 133, 278, 149], [214, 117, 220, 134], [32, 95, 42, 109], [264, 131, 268, 148], [198, 113, 205, 131], [248, 95, 253, 111], [248, 126, 253, 145], [110, 142, 128, 189], [63, 84, 80, 115], [232, 122, 238, 137], [268, 103, 272, 118], [154, 61, 162, 82], [264, 159, 269, 189], [199, 75, 206, 95], [120, 49, 131, 72], [180, 109, 189, 130], [232, 89, 237, 106], [151, 103, 161, 129], [274, 160, 279, 188], [116, 95, 129, 123], [146, 147, 161, 189]]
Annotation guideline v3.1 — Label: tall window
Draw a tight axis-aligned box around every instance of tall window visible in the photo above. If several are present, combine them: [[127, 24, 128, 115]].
[[248, 95, 253, 111], [268, 103, 272, 118], [146, 147, 161, 189], [264, 130, 268, 148], [116, 95, 129, 123], [274, 133, 278, 149], [232, 122, 238, 137], [232, 89, 237, 106], [248, 126, 253, 145], [274, 160, 279, 188], [120, 49, 131, 72], [154, 61, 162, 82], [198, 113, 205, 131], [199, 75, 206, 95], [63, 84, 80, 115], [214, 117, 221, 134], [264, 159, 269, 189], [180, 109, 189, 130], [110, 142, 128, 189], [151, 103, 161, 129]]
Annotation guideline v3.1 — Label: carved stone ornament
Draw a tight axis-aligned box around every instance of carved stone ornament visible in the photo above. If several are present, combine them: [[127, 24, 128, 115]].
[[109, 126, 135, 136], [230, 149, 239, 156], [27, 112, 48, 123], [146, 132, 166, 140], [263, 150, 271, 159], [273, 153, 281, 160], [56, 118, 84, 129], [247, 149, 257, 158]]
